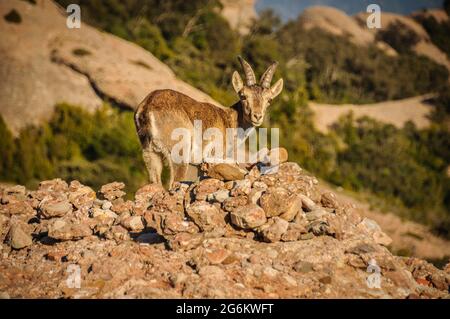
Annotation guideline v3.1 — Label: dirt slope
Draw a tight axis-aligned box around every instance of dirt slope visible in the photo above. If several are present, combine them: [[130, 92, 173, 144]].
[[299, 6, 375, 46], [310, 95, 433, 133], [0, 0, 220, 135]]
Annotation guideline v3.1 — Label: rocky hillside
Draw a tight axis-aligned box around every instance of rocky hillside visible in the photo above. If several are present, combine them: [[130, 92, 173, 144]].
[[355, 10, 450, 73], [1, 162, 449, 298], [220, 0, 257, 35], [0, 0, 219, 135], [299, 6, 450, 73]]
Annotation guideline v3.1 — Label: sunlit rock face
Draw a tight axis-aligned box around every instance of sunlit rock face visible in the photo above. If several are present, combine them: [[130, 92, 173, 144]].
[[0, 0, 220, 135], [220, 0, 257, 35]]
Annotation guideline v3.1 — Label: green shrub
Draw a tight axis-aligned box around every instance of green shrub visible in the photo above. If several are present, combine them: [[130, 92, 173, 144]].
[[329, 114, 450, 235], [415, 14, 450, 58], [0, 117, 15, 182], [376, 21, 420, 54], [276, 26, 448, 104], [0, 104, 147, 195]]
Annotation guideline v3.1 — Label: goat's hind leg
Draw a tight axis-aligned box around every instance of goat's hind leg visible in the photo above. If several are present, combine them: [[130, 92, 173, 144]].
[[142, 146, 163, 185]]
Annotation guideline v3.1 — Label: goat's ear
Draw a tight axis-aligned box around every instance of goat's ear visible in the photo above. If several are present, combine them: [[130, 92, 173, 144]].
[[270, 78, 284, 99], [232, 71, 244, 93]]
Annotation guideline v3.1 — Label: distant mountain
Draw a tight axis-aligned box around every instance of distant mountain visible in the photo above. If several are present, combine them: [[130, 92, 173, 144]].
[[293, 5, 450, 74], [256, 0, 444, 22]]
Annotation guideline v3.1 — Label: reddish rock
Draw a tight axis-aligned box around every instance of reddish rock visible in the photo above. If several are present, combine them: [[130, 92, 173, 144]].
[[205, 248, 230, 265], [135, 183, 165, 203], [105, 225, 131, 242], [279, 195, 302, 222], [39, 198, 73, 219], [320, 192, 338, 209], [100, 182, 126, 201], [48, 218, 92, 241], [259, 217, 289, 243], [161, 214, 198, 235], [281, 223, 307, 242], [222, 196, 248, 213], [230, 179, 252, 197], [267, 147, 288, 166], [68, 181, 96, 209], [259, 187, 292, 217], [120, 216, 145, 232], [186, 202, 225, 233], [230, 204, 267, 229], [204, 163, 247, 181], [194, 178, 224, 201], [168, 233, 203, 251]]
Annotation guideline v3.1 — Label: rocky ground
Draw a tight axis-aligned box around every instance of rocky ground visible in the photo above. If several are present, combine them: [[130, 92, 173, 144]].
[[0, 162, 449, 299]]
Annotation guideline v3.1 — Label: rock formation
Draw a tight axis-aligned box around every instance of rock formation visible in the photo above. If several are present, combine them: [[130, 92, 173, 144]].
[[1, 162, 448, 298], [220, 0, 257, 35], [0, 0, 220, 135]]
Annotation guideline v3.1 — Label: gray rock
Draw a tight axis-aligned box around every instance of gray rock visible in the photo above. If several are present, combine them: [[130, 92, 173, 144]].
[[207, 189, 230, 203], [7, 223, 32, 249], [259, 187, 291, 217], [298, 194, 317, 212], [279, 195, 302, 222], [48, 218, 92, 241], [186, 202, 225, 233], [121, 216, 145, 231], [305, 208, 329, 221], [39, 198, 73, 219]]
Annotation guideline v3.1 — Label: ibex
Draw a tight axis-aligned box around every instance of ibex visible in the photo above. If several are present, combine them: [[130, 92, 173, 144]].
[[134, 57, 283, 188]]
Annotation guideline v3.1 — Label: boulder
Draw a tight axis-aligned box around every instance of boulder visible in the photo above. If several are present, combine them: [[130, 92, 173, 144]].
[[7, 222, 32, 249], [186, 202, 225, 235], [230, 204, 267, 229], [100, 182, 126, 201], [39, 198, 73, 219], [204, 163, 247, 181], [259, 217, 289, 243], [259, 187, 291, 217]]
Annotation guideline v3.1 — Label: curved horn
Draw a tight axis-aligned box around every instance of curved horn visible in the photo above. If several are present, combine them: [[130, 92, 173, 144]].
[[260, 61, 278, 88], [238, 56, 256, 86]]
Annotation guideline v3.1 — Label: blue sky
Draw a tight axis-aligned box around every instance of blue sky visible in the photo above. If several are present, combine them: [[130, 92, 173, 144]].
[[256, 0, 444, 21]]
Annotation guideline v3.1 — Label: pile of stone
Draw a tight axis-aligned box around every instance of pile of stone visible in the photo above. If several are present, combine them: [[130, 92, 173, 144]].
[[149, 163, 348, 250], [0, 161, 388, 253], [0, 161, 449, 298], [0, 161, 357, 252]]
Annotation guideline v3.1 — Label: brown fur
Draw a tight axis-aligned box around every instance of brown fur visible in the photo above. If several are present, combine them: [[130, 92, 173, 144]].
[[134, 58, 283, 188]]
